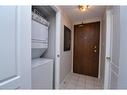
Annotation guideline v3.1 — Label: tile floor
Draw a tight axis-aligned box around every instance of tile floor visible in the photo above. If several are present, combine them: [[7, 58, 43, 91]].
[[60, 72, 102, 89]]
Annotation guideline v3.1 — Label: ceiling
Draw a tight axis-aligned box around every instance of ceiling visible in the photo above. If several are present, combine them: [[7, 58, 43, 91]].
[[61, 6, 106, 24]]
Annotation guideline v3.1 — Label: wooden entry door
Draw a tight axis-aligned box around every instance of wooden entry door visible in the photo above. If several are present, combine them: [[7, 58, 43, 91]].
[[73, 22, 100, 77]]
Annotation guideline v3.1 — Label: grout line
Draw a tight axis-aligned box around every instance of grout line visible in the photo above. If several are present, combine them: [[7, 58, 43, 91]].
[[62, 73, 101, 89]]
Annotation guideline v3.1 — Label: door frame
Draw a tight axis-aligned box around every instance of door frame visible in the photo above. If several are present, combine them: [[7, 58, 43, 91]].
[[72, 18, 102, 78], [51, 6, 61, 89], [104, 8, 113, 89]]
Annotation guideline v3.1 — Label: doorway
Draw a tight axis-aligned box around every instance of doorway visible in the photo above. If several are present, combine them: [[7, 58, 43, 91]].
[[73, 22, 100, 77]]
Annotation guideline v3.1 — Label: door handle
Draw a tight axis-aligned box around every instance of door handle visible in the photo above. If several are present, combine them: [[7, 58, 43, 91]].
[[106, 57, 111, 60], [57, 54, 60, 57], [106, 57, 111, 62], [93, 50, 97, 53]]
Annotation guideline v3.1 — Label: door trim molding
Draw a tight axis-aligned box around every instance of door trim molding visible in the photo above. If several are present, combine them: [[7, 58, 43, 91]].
[[104, 8, 112, 89], [51, 6, 61, 89]]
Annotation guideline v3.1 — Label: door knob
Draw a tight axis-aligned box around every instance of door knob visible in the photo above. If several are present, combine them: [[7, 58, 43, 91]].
[[57, 54, 60, 57], [106, 57, 111, 60], [94, 50, 97, 53], [106, 57, 111, 62]]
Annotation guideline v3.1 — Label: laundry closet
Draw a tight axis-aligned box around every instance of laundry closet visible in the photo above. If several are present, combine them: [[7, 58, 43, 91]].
[[31, 6, 56, 89]]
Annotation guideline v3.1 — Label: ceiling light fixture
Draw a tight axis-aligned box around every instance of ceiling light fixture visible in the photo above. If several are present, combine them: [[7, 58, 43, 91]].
[[79, 5, 89, 12], [78, 5, 90, 27]]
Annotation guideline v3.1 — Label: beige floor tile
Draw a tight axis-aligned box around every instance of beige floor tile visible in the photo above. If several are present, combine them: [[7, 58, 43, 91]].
[[60, 73, 102, 90]]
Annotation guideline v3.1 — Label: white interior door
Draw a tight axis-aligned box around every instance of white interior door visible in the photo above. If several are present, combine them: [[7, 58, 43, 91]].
[[0, 6, 21, 89], [104, 6, 120, 89], [0, 6, 31, 89], [109, 6, 120, 89]]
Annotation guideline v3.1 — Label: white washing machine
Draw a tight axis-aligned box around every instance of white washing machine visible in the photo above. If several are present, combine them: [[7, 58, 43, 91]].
[[32, 58, 53, 89]]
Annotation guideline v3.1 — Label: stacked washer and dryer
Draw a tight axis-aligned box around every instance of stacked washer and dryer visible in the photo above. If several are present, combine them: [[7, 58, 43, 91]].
[[31, 9, 53, 89]]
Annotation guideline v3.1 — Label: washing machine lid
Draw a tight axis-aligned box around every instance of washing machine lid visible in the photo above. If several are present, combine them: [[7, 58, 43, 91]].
[[32, 58, 53, 68]]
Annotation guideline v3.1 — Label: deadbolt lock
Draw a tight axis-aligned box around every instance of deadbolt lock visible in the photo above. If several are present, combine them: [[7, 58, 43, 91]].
[[94, 46, 97, 49]]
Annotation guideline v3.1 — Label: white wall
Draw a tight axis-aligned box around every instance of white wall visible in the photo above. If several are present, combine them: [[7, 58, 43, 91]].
[[73, 17, 101, 25], [59, 7, 73, 83], [118, 6, 127, 89]]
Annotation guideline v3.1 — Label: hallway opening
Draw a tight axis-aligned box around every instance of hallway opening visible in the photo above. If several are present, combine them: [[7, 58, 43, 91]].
[[59, 5, 106, 89]]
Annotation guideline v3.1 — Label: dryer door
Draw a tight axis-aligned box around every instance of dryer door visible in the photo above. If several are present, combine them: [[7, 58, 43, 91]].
[[32, 20, 48, 41]]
